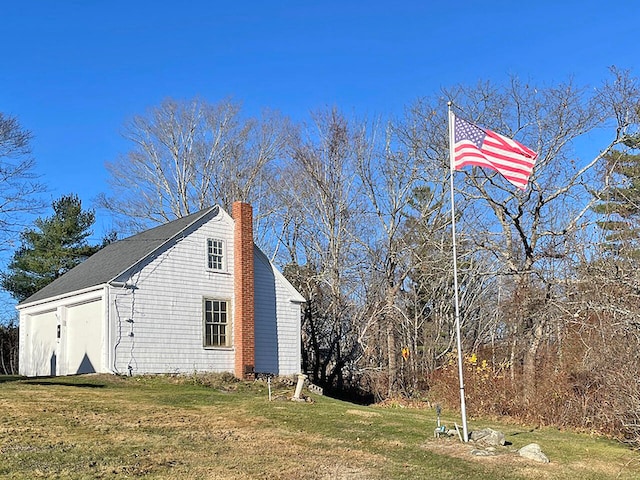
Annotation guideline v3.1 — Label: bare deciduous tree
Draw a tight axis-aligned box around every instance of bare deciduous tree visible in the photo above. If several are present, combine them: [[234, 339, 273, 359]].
[[0, 112, 44, 371], [0, 113, 46, 251], [436, 70, 640, 399], [355, 113, 455, 396], [98, 98, 288, 238], [278, 108, 368, 394]]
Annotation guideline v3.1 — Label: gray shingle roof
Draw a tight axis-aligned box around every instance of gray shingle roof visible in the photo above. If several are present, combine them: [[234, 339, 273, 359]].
[[19, 206, 219, 306]]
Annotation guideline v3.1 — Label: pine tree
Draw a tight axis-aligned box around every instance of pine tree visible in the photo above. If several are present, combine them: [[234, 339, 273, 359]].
[[1, 194, 105, 302], [593, 136, 640, 257]]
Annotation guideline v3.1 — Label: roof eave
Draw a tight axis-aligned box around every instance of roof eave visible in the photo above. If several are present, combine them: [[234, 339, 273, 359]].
[[16, 284, 106, 311]]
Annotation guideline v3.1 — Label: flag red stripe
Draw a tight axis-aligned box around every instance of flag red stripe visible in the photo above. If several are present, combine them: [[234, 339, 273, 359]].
[[455, 157, 530, 183], [452, 115, 538, 190], [454, 146, 533, 177], [481, 143, 536, 166], [479, 150, 535, 172], [484, 130, 537, 158], [456, 163, 529, 189], [456, 144, 534, 171]]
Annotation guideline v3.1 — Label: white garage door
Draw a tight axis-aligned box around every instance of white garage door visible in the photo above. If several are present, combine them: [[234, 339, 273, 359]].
[[25, 310, 58, 377], [65, 299, 103, 374]]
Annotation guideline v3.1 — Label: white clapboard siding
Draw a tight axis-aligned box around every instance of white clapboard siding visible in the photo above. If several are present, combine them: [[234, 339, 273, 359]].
[[254, 248, 302, 375], [254, 248, 279, 374], [110, 214, 236, 375], [273, 273, 303, 375], [19, 206, 304, 378]]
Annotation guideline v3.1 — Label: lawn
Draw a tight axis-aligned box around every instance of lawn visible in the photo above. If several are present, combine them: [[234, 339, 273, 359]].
[[0, 374, 638, 479]]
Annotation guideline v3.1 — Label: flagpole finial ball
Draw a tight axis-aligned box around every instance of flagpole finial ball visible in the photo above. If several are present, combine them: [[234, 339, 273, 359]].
[[447, 101, 452, 107]]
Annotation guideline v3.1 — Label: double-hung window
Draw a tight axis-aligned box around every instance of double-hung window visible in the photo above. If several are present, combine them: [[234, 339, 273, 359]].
[[207, 238, 225, 271], [203, 299, 230, 347]]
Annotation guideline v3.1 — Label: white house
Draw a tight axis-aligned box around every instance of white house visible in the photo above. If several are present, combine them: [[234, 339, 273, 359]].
[[17, 202, 305, 378]]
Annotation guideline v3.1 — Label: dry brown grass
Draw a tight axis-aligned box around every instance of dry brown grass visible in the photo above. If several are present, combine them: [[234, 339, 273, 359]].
[[1, 374, 638, 479], [0, 375, 387, 479], [421, 436, 638, 480]]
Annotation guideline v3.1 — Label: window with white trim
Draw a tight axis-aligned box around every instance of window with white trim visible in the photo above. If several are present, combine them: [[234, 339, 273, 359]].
[[203, 299, 230, 347], [206, 238, 225, 271]]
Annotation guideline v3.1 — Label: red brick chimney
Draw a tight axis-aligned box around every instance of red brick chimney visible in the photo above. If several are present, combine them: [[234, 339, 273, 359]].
[[232, 201, 255, 379]]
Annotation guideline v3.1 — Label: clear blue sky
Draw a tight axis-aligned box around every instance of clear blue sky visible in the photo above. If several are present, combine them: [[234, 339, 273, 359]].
[[0, 1, 637, 282]]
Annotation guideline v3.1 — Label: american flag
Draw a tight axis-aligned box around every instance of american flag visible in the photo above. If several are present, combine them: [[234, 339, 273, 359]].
[[451, 113, 538, 190]]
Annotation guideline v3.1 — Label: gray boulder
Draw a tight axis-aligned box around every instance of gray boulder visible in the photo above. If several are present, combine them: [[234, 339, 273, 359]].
[[469, 428, 506, 446], [518, 443, 550, 463]]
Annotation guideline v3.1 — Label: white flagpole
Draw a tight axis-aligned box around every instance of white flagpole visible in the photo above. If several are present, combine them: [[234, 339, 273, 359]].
[[448, 102, 469, 442]]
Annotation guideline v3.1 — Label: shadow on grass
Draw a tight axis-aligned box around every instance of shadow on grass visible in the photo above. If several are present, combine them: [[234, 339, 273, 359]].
[[0, 375, 24, 384], [0, 375, 109, 388], [23, 378, 107, 388]]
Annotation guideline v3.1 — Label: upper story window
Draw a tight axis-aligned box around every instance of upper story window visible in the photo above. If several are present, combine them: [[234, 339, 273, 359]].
[[207, 238, 225, 271]]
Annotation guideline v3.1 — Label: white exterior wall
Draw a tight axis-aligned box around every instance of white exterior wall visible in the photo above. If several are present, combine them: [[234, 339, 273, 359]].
[[109, 213, 236, 375], [254, 249, 302, 375], [18, 287, 105, 376], [273, 277, 303, 375], [19, 208, 304, 378]]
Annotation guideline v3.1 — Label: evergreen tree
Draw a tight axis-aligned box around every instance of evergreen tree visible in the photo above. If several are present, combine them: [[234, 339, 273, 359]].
[[593, 136, 640, 257], [1, 194, 105, 302]]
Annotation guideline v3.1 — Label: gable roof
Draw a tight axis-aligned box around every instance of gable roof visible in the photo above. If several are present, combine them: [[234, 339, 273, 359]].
[[19, 206, 220, 307]]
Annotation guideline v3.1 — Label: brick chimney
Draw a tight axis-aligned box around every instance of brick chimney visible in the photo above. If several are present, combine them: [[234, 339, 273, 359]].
[[232, 201, 255, 379]]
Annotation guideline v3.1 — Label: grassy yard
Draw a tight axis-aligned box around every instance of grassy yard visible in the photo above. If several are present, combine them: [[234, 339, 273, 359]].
[[0, 374, 638, 479]]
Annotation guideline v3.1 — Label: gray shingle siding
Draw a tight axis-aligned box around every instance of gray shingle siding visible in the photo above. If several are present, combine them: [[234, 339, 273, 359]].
[[19, 206, 219, 306]]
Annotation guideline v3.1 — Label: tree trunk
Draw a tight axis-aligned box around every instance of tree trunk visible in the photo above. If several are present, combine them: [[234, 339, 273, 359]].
[[387, 317, 397, 397], [522, 321, 544, 402]]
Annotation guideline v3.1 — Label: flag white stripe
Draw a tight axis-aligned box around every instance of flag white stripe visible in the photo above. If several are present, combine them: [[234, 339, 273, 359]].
[[451, 114, 538, 190]]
